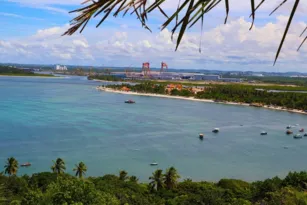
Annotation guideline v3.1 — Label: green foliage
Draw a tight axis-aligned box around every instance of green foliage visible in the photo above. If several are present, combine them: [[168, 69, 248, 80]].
[[45, 177, 120, 205], [28, 172, 58, 192], [164, 167, 180, 190], [283, 171, 307, 190], [217, 179, 251, 200], [106, 82, 307, 111], [106, 82, 167, 95], [4, 157, 18, 176], [119, 170, 128, 181], [251, 176, 283, 201], [170, 89, 194, 97], [21, 189, 43, 205], [51, 158, 66, 175], [3, 158, 307, 205], [129, 176, 139, 183], [0, 66, 53, 77], [247, 76, 307, 87], [149, 169, 164, 191], [73, 162, 87, 178]]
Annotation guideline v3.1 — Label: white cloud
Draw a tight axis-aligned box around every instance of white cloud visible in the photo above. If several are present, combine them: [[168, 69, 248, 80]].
[[0, 12, 44, 20], [0, 15, 306, 72]]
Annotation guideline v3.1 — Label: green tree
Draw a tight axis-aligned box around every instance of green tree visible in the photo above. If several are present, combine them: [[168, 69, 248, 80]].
[[21, 189, 43, 205], [149, 169, 164, 191], [73, 162, 87, 178], [4, 157, 18, 176], [51, 158, 65, 175], [164, 167, 180, 190], [46, 177, 120, 205], [119, 170, 128, 181], [129, 176, 139, 183]]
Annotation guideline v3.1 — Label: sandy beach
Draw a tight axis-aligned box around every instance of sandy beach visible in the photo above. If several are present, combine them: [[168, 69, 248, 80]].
[[97, 86, 307, 115]]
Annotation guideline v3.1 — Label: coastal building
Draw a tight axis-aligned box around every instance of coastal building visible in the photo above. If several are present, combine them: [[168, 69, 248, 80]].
[[192, 74, 220, 81], [55, 65, 68, 71]]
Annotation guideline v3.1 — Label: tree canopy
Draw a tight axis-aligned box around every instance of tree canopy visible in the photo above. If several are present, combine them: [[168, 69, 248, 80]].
[[64, 0, 306, 64]]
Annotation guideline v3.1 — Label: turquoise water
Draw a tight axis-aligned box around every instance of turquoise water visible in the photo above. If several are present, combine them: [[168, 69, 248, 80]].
[[1, 76, 307, 182]]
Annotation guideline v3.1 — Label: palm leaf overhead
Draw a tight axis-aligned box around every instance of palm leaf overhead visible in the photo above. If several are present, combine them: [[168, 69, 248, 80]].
[[64, 0, 305, 64]]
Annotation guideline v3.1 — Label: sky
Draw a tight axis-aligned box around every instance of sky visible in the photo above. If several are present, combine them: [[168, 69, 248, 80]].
[[0, 0, 306, 72]]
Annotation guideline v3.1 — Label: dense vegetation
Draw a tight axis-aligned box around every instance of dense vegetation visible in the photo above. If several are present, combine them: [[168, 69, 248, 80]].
[[0, 66, 53, 77], [196, 84, 307, 110], [3, 157, 307, 204], [105, 83, 307, 111], [247, 76, 307, 87]]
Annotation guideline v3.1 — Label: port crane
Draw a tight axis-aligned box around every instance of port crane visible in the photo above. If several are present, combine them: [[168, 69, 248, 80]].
[[160, 62, 168, 74], [142, 62, 151, 77]]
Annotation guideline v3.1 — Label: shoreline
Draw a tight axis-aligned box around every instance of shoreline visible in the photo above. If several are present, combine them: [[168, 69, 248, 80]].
[[97, 86, 307, 115], [0, 75, 61, 78]]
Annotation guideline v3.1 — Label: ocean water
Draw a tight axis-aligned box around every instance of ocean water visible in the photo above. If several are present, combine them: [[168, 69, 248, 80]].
[[1, 76, 307, 182]]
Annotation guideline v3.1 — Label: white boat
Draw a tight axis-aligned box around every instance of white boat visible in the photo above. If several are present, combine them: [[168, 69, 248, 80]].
[[260, 131, 268, 135], [199, 133, 204, 139], [293, 134, 302, 139], [212, 128, 220, 133], [150, 162, 158, 166], [286, 125, 292, 129]]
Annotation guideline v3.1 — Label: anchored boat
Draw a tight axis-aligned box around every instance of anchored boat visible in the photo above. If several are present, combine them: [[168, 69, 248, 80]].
[[260, 131, 268, 135], [299, 128, 304, 132], [199, 133, 204, 140], [212, 128, 220, 133], [286, 130, 293, 135], [150, 162, 158, 166], [21, 162, 31, 167], [293, 134, 302, 139], [125, 100, 135, 104]]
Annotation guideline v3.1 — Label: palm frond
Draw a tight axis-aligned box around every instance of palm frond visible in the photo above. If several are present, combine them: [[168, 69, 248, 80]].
[[64, 0, 305, 64]]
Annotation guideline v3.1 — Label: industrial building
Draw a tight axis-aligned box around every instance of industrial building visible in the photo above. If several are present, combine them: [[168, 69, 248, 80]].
[[55, 65, 68, 71], [192, 74, 221, 81]]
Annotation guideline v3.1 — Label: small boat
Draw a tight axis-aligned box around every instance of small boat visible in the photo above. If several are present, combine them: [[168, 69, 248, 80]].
[[199, 133, 204, 139], [286, 130, 293, 135], [212, 128, 220, 133], [150, 162, 158, 166], [125, 100, 135, 104], [299, 128, 304, 132], [304, 133, 307, 137], [21, 162, 31, 167], [293, 134, 302, 139], [260, 131, 268, 135], [286, 125, 292, 129]]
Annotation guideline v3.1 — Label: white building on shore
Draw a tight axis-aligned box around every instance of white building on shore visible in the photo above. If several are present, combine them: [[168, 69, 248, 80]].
[[55, 65, 68, 71]]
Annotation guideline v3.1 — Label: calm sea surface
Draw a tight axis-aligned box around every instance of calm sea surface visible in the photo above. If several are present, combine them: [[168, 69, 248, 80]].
[[1, 76, 307, 182]]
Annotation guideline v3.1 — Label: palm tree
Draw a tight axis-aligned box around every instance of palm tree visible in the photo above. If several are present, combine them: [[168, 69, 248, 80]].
[[64, 0, 305, 64], [73, 162, 87, 178], [119, 170, 128, 181], [51, 158, 66, 175], [4, 157, 18, 176], [129, 176, 139, 183], [164, 167, 180, 190], [149, 169, 164, 191]]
